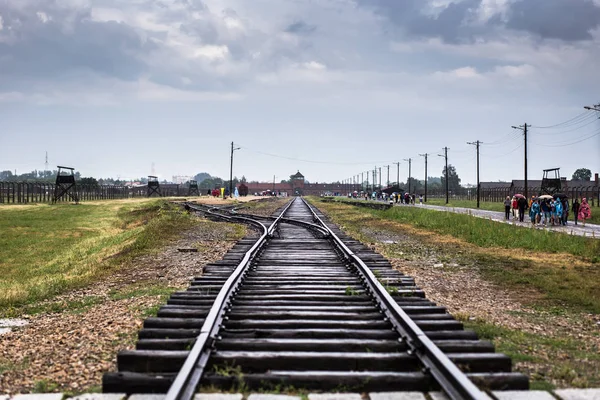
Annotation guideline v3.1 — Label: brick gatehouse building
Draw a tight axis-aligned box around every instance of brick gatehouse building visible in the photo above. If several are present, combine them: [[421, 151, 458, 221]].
[[245, 171, 347, 196]]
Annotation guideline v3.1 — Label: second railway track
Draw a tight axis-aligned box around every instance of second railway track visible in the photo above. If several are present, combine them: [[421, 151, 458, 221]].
[[103, 197, 528, 399]]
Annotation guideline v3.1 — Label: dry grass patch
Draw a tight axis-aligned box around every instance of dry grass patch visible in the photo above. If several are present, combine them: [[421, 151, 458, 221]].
[[0, 199, 199, 310]]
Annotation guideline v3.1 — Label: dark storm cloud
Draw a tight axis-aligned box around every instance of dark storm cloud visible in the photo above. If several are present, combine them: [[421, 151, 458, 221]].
[[358, 0, 600, 43], [0, 1, 149, 89], [405, 0, 483, 43], [356, 0, 484, 43], [505, 0, 600, 41], [285, 20, 317, 35]]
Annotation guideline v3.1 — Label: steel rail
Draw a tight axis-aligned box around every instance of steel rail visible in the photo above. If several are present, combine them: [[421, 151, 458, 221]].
[[188, 202, 330, 238], [301, 197, 490, 400], [164, 199, 294, 400], [227, 209, 330, 238]]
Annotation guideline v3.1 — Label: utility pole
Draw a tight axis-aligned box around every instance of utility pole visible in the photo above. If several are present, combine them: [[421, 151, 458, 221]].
[[438, 148, 449, 204], [511, 124, 529, 200], [396, 162, 400, 189], [361, 172, 364, 192], [378, 167, 382, 190], [373, 168, 376, 192], [366, 171, 370, 193], [403, 158, 412, 194], [467, 141, 481, 208], [386, 165, 390, 187], [230, 142, 240, 198], [273, 175, 276, 194], [419, 153, 429, 202]]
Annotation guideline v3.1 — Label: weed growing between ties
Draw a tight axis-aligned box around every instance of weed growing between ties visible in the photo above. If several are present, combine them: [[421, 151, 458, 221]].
[[0, 199, 198, 310]]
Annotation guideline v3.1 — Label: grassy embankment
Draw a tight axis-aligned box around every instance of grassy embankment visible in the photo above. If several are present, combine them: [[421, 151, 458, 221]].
[[0, 198, 201, 311], [309, 197, 600, 389], [426, 198, 600, 225]]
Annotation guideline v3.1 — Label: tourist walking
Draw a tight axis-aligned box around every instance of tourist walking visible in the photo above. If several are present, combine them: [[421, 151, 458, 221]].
[[540, 200, 550, 226], [573, 198, 580, 225], [561, 198, 569, 226], [530, 200, 540, 225], [554, 199, 563, 227], [517, 196, 527, 222], [511, 196, 518, 218], [578, 198, 592, 226], [504, 196, 511, 220]]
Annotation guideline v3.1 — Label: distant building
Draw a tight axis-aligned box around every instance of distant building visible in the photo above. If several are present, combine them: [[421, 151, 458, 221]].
[[245, 171, 350, 196]]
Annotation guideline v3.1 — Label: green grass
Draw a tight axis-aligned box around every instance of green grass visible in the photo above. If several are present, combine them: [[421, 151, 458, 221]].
[[426, 198, 505, 212], [474, 253, 600, 313], [426, 198, 600, 225], [109, 283, 179, 301], [33, 379, 59, 393], [15, 296, 105, 317], [310, 197, 600, 314], [0, 199, 199, 309], [329, 198, 600, 261], [462, 317, 600, 388]]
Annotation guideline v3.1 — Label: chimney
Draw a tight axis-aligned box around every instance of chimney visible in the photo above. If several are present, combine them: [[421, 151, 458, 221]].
[[596, 173, 599, 185]]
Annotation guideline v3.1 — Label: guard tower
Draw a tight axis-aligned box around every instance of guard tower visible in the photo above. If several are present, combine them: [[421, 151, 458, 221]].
[[52, 166, 79, 204], [147, 176, 162, 197], [188, 180, 199, 196], [291, 170, 305, 196], [541, 168, 561, 195]]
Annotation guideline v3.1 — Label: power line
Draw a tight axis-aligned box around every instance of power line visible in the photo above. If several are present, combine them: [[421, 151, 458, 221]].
[[484, 129, 523, 146], [480, 142, 523, 158], [530, 115, 599, 136], [530, 110, 594, 129], [531, 130, 600, 147], [237, 145, 397, 166]]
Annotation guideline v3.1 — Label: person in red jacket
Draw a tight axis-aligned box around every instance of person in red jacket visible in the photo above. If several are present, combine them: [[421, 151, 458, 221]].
[[511, 196, 517, 219]]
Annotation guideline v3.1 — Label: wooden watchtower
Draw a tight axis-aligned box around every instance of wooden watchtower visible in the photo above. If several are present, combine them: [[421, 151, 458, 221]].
[[188, 180, 200, 196], [52, 166, 79, 204], [541, 168, 561, 195], [147, 176, 162, 197]]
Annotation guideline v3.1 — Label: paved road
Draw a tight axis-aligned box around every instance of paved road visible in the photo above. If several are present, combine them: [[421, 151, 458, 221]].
[[394, 202, 600, 239]]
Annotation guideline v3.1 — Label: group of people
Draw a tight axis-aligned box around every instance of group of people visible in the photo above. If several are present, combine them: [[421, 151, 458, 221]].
[[504, 195, 593, 226], [362, 191, 424, 205]]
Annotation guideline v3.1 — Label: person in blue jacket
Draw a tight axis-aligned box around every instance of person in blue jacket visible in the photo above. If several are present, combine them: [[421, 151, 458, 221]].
[[554, 199, 563, 227], [530, 200, 540, 225]]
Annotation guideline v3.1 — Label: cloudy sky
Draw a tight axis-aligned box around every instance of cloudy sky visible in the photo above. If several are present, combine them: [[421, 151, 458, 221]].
[[1, 0, 599, 185]]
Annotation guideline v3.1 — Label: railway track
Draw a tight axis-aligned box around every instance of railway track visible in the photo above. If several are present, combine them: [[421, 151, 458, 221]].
[[103, 197, 528, 399]]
